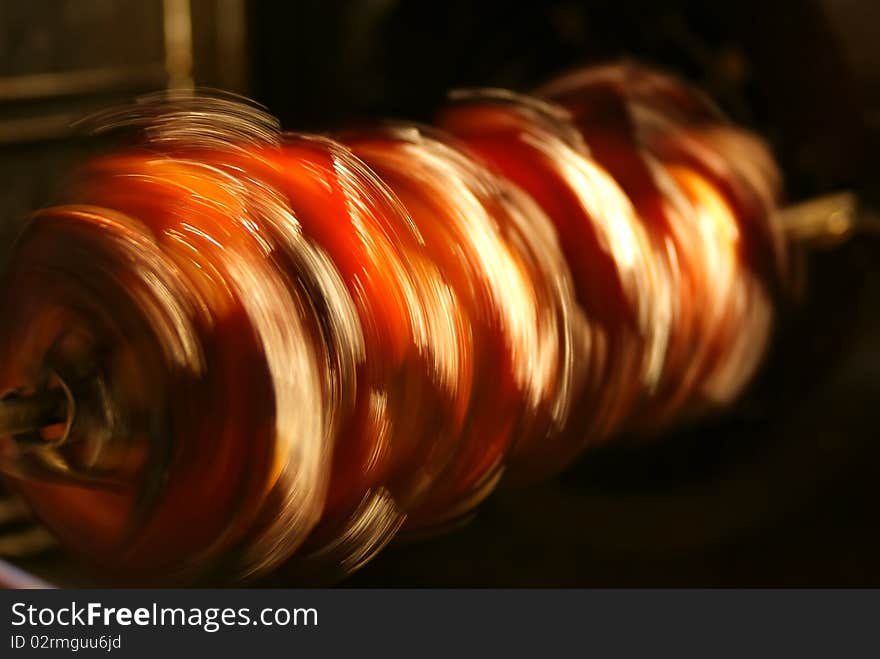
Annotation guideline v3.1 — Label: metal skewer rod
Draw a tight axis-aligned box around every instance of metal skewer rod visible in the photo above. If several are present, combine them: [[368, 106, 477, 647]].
[[0, 388, 70, 438], [0, 193, 873, 439], [778, 190, 879, 246]]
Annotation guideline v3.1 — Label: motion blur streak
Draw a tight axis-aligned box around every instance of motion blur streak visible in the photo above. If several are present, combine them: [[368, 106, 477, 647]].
[[0, 62, 785, 583]]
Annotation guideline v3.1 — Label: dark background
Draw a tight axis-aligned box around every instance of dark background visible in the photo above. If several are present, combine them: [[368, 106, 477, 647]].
[[1, 0, 879, 585]]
